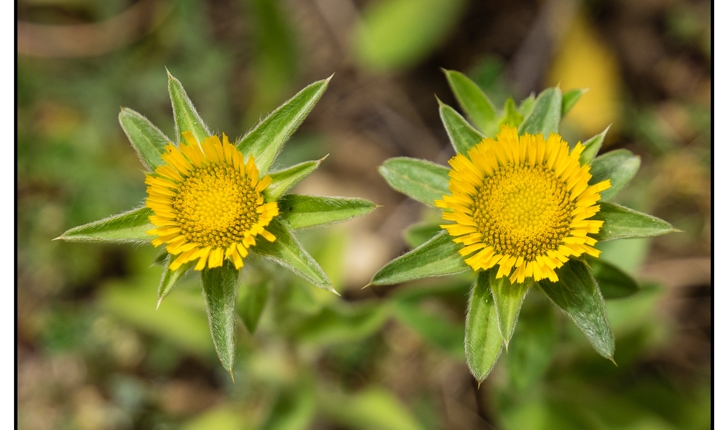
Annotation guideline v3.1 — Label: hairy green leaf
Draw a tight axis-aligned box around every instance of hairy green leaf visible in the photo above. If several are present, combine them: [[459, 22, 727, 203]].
[[265, 159, 323, 201], [579, 125, 610, 165], [403, 221, 442, 248], [444, 69, 499, 136], [201, 264, 240, 376], [562, 88, 587, 117], [538, 259, 614, 359], [157, 257, 192, 310], [465, 271, 504, 383], [589, 258, 639, 299], [489, 272, 531, 349], [168, 70, 210, 144], [439, 100, 485, 154], [237, 77, 330, 175], [519, 87, 562, 137], [590, 149, 641, 201], [56, 207, 154, 244], [518, 94, 536, 118], [593, 202, 678, 242], [278, 194, 377, 230], [370, 231, 468, 286], [499, 97, 524, 128], [118, 108, 171, 171], [379, 157, 450, 206]]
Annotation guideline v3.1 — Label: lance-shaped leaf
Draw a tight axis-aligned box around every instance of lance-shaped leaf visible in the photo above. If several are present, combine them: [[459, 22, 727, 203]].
[[403, 221, 441, 248], [579, 125, 610, 165], [370, 231, 468, 286], [56, 207, 154, 244], [238, 280, 270, 334], [519, 87, 562, 137], [253, 219, 335, 293], [237, 77, 330, 175], [593, 202, 678, 242], [538, 259, 614, 359], [264, 159, 323, 201], [201, 264, 240, 377], [278, 195, 377, 230], [489, 271, 531, 349], [443, 69, 498, 136], [378, 157, 450, 206], [589, 149, 641, 201], [562, 88, 587, 117], [157, 257, 192, 310], [518, 93, 535, 118], [438, 99, 485, 154], [119, 108, 171, 171], [465, 270, 504, 383], [498, 97, 524, 128], [588, 258, 639, 299], [167, 70, 210, 145]]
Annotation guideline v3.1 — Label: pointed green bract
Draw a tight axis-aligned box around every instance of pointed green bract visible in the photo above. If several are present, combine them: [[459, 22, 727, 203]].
[[438, 100, 485, 154], [238, 280, 270, 334], [237, 77, 330, 175], [201, 264, 240, 376], [579, 125, 610, 165], [590, 149, 641, 201], [443, 69, 499, 136], [518, 87, 562, 137], [589, 258, 639, 299], [370, 231, 468, 286], [562, 88, 587, 117], [489, 272, 531, 348], [168, 71, 210, 145], [593, 202, 678, 242], [57, 207, 154, 244], [378, 157, 450, 207], [157, 257, 192, 309], [118, 108, 171, 171], [518, 93, 535, 118], [403, 221, 442, 248], [265, 159, 322, 201], [465, 271, 504, 383], [499, 97, 523, 128], [538, 259, 615, 359], [253, 219, 335, 293], [278, 195, 377, 230]]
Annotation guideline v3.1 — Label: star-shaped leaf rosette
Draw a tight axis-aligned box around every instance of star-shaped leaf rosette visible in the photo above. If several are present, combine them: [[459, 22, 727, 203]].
[[371, 70, 678, 384], [57, 72, 376, 376]]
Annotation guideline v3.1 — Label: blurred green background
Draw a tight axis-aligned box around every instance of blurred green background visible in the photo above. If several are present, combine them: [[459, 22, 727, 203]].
[[17, 0, 711, 429]]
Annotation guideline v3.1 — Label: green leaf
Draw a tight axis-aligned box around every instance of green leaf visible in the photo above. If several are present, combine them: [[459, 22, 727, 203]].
[[438, 100, 485, 154], [352, 0, 466, 72], [391, 299, 464, 358], [443, 69, 499, 136], [518, 94, 536, 118], [56, 207, 154, 244], [167, 70, 210, 145], [237, 77, 330, 175], [538, 259, 614, 359], [118, 108, 171, 171], [378, 157, 450, 206], [264, 159, 323, 201], [519, 87, 562, 137], [403, 221, 442, 248], [589, 258, 639, 299], [370, 231, 468, 286], [489, 272, 531, 349], [589, 149, 641, 201], [593, 202, 678, 242], [201, 264, 240, 377], [253, 219, 335, 293], [238, 280, 270, 334], [278, 194, 377, 230], [465, 270, 504, 383], [294, 303, 387, 345], [579, 125, 610, 165], [499, 97, 524, 128], [156, 257, 192, 310], [562, 88, 588, 117]]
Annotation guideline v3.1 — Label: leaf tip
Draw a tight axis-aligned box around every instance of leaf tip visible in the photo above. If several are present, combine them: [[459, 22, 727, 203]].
[[609, 357, 618, 367], [52, 234, 64, 241], [325, 73, 335, 83], [228, 370, 235, 382], [362, 282, 373, 290], [318, 153, 330, 163], [156, 297, 163, 311]]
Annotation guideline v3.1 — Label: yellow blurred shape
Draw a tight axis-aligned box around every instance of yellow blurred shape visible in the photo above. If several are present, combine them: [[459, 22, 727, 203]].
[[548, 10, 622, 140]]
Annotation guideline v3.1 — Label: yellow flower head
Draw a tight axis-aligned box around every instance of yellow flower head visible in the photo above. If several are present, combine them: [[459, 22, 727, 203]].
[[435, 125, 610, 284], [145, 131, 279, 271]]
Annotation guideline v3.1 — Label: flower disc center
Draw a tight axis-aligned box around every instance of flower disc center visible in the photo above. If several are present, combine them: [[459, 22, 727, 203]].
[[174, 163, 259, 248], [473, 164, 574, 261]]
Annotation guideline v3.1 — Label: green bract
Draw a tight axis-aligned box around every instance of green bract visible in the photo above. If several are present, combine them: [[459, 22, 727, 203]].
[[371, 70, 678, 383], [57, 71, 376, 376]]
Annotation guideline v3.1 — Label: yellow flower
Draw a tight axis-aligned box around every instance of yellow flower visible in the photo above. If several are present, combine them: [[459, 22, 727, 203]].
[[145, 131, 279, 271], [435, 125, 610, 284]]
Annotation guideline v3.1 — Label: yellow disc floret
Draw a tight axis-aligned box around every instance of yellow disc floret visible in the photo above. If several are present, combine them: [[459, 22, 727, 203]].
[[145, 131, 279, 271], [435, 125, 610, 283]]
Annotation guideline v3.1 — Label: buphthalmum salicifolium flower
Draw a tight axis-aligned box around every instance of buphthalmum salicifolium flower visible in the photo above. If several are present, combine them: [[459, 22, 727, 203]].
[[57, 71, 376, 376], [372, 69, 677, 383]]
